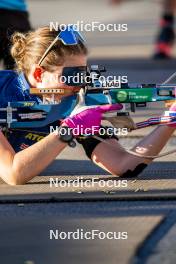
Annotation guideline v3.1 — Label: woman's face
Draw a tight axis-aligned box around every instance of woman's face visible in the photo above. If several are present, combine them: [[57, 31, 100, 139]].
[[36, 54, 87, 101]]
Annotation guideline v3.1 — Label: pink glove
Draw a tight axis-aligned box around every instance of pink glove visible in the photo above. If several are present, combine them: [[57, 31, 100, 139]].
[[62, 89, 123, 136]]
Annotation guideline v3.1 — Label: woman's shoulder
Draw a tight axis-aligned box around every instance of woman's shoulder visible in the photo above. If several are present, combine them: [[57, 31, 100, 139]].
[[0, 70, 26, 106], [0, 70, 18, 81], [0, 70, 40, 106], [0, 70, 20, 89]]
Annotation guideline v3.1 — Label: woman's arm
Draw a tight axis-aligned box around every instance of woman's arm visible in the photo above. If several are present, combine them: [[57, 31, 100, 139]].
[[0, 89, 122, 185], [91, 125, 175, 176], [0, 130, 67, 185]]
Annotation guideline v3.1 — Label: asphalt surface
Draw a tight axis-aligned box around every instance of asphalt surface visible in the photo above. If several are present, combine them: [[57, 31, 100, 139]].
[[0, 201, 176, 264], [0, 60, 176, 264]]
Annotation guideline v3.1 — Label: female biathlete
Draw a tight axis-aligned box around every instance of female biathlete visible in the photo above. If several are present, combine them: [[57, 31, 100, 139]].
[[0, 26, 175, 185]]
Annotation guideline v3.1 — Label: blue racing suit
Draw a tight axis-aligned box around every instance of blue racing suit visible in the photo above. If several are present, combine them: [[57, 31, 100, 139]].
[[0, 70, 54, 152]]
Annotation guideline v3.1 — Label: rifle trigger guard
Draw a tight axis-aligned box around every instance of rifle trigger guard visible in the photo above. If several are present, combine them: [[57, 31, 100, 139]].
[[103, 90, 112, 104]]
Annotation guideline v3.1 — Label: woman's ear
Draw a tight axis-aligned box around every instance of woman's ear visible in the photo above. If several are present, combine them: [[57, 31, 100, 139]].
[[33, 66, 43, 82]]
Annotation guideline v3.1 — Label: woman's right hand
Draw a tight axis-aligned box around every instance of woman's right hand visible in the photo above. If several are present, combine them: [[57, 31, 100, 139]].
[[62, 89, 123, 136]]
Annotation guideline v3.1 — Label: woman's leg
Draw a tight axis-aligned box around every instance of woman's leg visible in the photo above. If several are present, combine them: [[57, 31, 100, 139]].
[[154, 0, 176, 58], [164, 0, 176, 13], [91, 126, 175, 176]]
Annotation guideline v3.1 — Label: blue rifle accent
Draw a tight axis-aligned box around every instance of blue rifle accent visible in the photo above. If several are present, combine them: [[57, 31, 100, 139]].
[[0, 92, 112, 128]]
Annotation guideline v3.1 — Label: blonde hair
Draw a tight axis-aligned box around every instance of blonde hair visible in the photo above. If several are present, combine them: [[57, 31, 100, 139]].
[[11, 26, 88, 74]]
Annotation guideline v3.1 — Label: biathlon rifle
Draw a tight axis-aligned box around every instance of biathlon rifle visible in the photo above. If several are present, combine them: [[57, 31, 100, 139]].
[[0, 65, 176, 130]]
